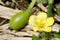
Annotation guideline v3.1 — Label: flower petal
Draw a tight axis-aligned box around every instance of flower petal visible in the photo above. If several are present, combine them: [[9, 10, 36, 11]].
[[29, 12, 54, 32], [37, 12, 47, 20], [33, 27, 39, 32], [29, 15, 36, 25], [35, 12, 47, 27], [45, 17, 54, 26], [43, 26, 52, 32]]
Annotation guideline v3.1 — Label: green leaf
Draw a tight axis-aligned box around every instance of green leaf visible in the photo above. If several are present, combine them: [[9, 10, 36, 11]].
[[36, 0, 47, 3], [54, 33, 60, 38], [41, 32, 51, 40], [32, 35, 40, 40], [41, 37, 46, 40]]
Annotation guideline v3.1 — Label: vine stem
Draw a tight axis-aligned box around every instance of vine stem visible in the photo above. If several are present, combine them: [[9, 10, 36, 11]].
[[47, 0, 54, 17], [27, 0, 36, 13], [57, 7, 60, 16]]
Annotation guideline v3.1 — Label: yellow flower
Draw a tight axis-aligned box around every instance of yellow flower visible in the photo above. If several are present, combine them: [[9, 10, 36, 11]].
[[29, 12, 54, 32]]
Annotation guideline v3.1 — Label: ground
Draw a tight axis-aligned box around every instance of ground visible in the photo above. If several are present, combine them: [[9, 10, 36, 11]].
[[0, 0, 60, 40]]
